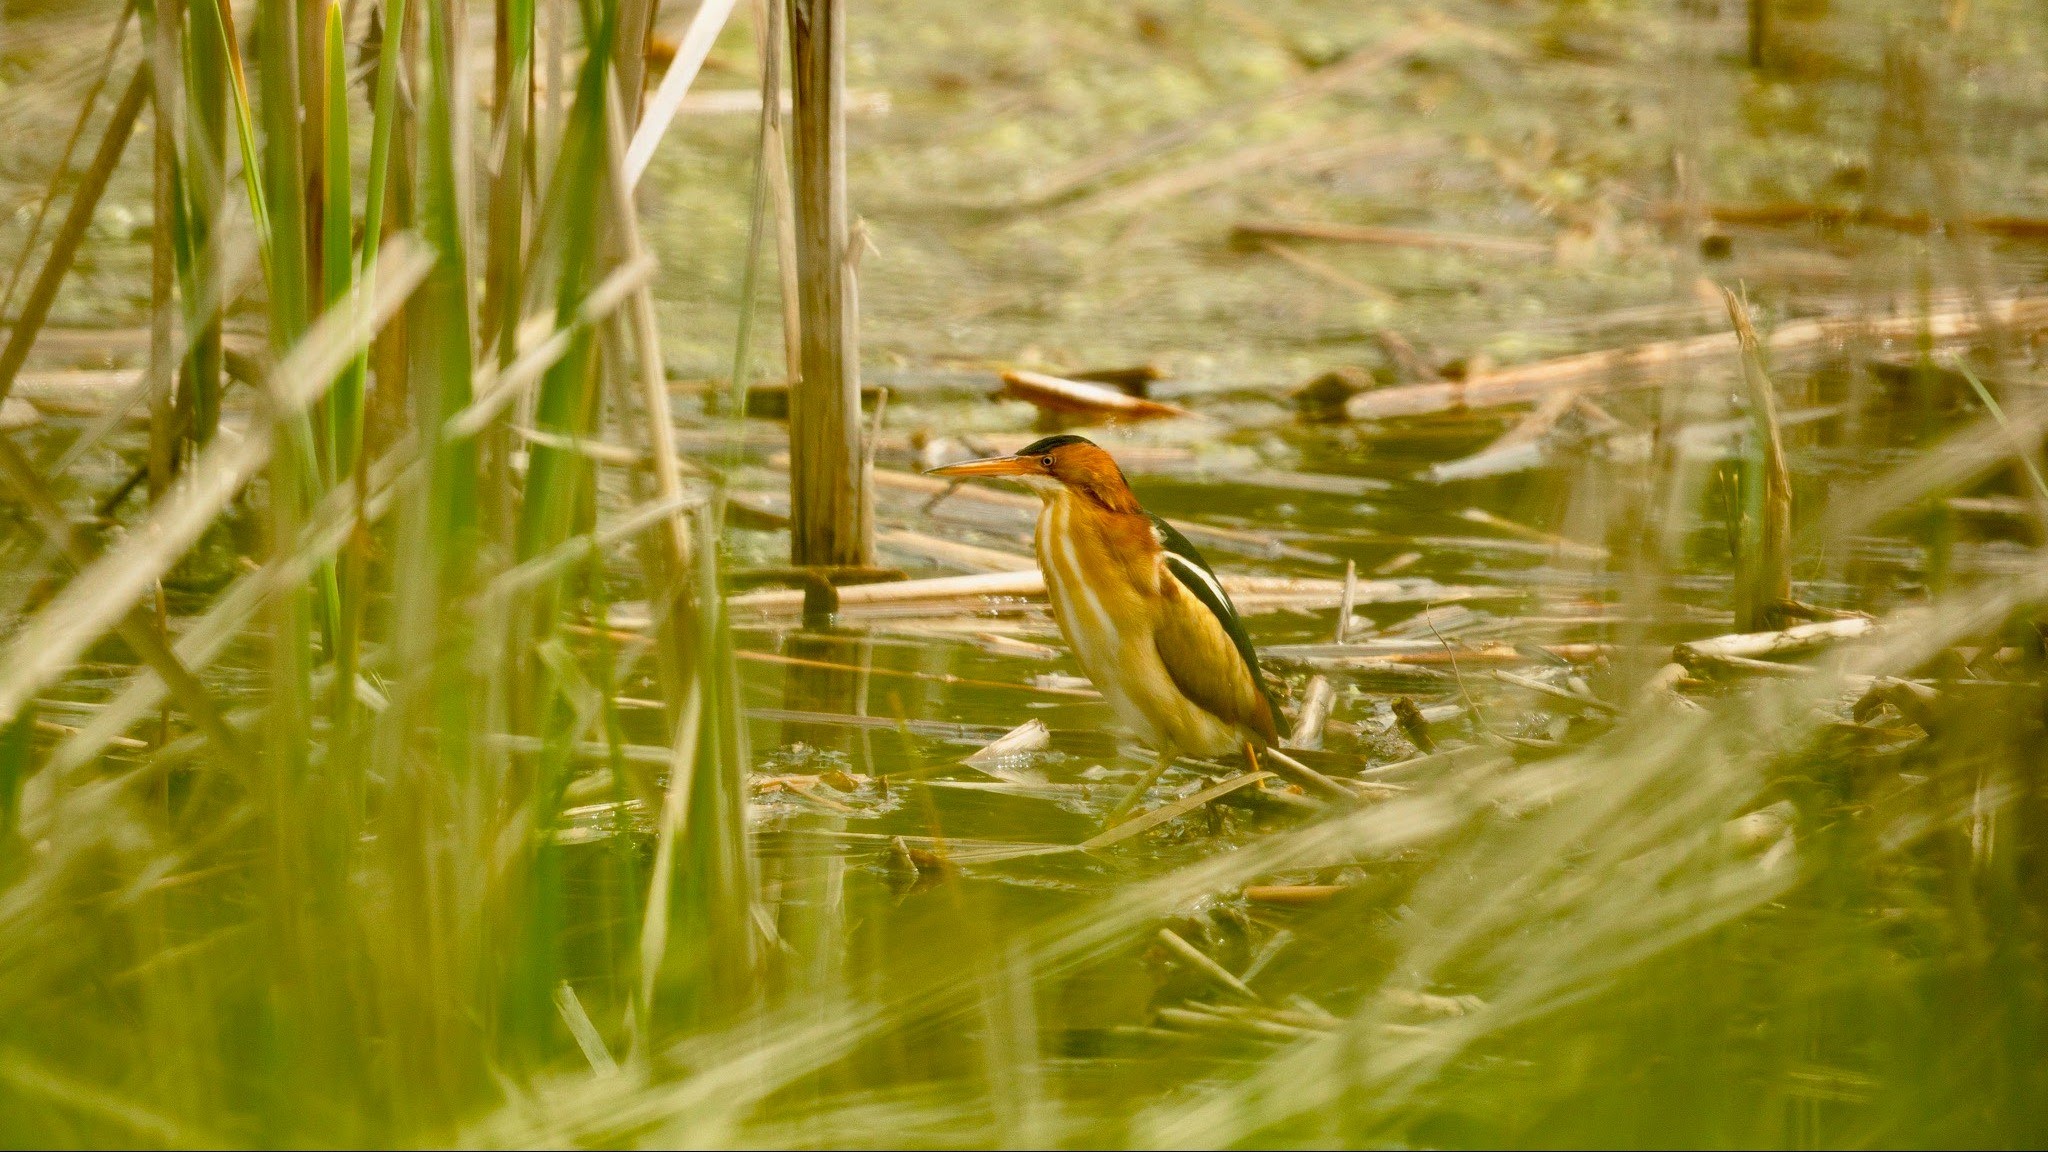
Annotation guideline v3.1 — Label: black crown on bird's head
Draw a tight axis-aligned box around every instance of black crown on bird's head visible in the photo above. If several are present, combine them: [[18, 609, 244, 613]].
[[1016, 434, 1096, 456]]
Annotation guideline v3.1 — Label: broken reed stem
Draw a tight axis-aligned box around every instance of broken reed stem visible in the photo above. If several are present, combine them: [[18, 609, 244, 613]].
[[786, 0, 872, 566], [1157, 927, 1261, 1001], [1336, 559, 1358, 642], [1722, 287, 1791, 632], [760, 0, 804, 387], [1282, 675, 1335, 751]]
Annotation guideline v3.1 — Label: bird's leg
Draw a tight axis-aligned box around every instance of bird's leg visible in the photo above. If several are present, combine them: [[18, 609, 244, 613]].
[[1104, 750, 1174, 828]]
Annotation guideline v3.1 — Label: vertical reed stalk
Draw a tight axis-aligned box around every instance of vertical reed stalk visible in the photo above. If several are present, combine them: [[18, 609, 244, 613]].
[[726, 0, 781, 438], [145, 0, 179, 501], [1723, 288, 1791, 631], [482, 0, 534, 360], [321, 0, 365, 744], [181, 0, 225, 445], [785, 0, 871, 567]]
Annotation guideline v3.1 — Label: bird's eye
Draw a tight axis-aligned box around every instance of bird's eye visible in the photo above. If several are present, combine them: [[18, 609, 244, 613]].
[[1040, 455, 1055, 469]]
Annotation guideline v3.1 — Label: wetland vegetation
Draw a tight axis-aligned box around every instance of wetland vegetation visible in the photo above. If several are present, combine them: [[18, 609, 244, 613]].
[[0, 0, 2043, 1146]]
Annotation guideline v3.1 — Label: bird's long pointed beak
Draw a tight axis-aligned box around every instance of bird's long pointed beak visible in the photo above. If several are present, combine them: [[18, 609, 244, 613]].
[[924, 453, 1039, 479]]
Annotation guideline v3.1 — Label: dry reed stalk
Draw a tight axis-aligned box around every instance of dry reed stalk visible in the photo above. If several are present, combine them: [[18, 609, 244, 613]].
[[1257, 746, 1354, 802], [1665, 200, 2048, 239], [1674, 617, 1875, 663], [146, 0, 179, 501], [1457, 507, 1609, 563], [1345, 294, 2048, 421], [738, 0, 805, 387], [1079, 772, 1276, 851], [870, 466, 1294, 558], [786, 0, 870, 566], [598, 87, 693, 573], [1243, 884, 1346, 906], [963, 719, 1052, 767], [1492, 670, 1619, 715]]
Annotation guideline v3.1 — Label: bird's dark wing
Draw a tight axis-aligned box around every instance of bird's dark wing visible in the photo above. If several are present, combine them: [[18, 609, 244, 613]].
[[1147, 515, 1291, 742]]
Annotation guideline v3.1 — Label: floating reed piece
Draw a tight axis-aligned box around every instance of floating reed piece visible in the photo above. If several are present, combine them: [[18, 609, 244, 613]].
[[999, 369, 1199, 422]]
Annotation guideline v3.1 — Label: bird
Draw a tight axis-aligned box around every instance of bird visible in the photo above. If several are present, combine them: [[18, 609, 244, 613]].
[[926, 434, 1290, 821]]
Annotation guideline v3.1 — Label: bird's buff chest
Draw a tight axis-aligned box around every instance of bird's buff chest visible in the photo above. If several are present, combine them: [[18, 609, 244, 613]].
[[1033, 491, 1237, 756]]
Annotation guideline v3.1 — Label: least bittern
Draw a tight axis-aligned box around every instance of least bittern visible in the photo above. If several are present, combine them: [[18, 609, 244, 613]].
[[927, 435, 1289, 819]]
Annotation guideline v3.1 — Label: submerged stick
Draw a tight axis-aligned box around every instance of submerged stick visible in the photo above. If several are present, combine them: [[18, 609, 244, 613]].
[[1234, 217, 1548, 256], [1458, 507, 1609, 563]]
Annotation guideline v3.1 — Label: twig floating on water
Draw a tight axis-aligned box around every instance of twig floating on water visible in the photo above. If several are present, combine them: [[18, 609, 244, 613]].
[[999, 370, 1199, 422]]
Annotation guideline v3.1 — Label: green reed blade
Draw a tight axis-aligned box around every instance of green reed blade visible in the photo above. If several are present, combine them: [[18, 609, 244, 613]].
[[181, 0, 227, 444]]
